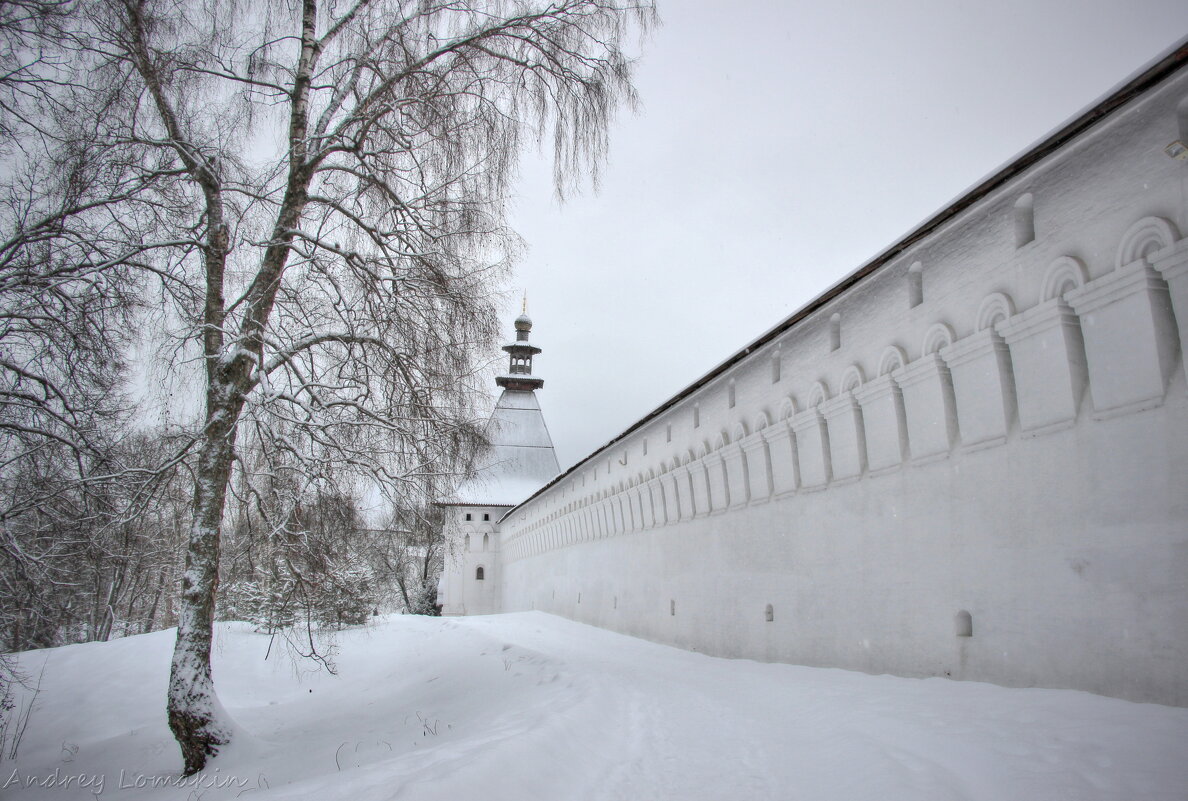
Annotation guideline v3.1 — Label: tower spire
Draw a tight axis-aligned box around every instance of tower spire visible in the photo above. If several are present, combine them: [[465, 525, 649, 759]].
[[496, 306, 544, 392]]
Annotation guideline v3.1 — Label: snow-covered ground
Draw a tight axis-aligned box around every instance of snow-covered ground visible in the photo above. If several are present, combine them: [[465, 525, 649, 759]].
[[4, 612, 1187, 800]]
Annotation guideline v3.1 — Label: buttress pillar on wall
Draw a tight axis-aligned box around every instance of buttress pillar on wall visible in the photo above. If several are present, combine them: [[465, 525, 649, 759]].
[[1066, 260, 1179, 418]]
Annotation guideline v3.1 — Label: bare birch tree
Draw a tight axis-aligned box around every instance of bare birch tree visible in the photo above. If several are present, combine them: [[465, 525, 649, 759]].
[[0, 0, 653, 773]]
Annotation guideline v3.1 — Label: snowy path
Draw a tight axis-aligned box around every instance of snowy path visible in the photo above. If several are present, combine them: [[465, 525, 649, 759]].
[[5, 612, 1187, 800]]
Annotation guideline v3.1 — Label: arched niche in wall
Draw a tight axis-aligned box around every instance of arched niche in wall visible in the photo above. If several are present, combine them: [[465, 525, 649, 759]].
[[907, 262, 924, 308], [999, 256, 1089, 434], [687, 446, 709, 517], [858, 345, 911, 472], [807, 381, 829, 409], [1065, 216, 1181, 416], [895, 323, 960, 462], [794, 382, 832, 489], [825, 364, 868, 481], [1115, 216, 1179, 269], [722, 421, 750, 508], [920, 322, 956, 358], [944, 293, 1019, 450], [1013, 193, 1035, 248], [976, 292, 1016, 332], [1040, 255, 1088, 304], [752, 410, 771, 432], [877, 345, 908, 377], [767, 397, 800, 495], [839, 364, 865, 394]]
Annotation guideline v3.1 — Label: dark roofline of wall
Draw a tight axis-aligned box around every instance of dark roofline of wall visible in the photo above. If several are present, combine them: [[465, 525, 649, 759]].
[[504, 37, 1188, 521], [434, 501, 515, 509]]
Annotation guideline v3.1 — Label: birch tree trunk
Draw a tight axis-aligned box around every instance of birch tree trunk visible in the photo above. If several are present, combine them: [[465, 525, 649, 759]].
[[1, 0, 653, 774], [168, 393, 242, 771]]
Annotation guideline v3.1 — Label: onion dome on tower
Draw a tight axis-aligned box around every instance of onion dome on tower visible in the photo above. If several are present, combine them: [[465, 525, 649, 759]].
[[496, 308, 544, 392]]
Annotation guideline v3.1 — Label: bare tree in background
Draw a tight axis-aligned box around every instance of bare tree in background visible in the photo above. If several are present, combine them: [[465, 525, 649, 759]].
[[0, 0, 654, 773], [371, 500, 449, 616]]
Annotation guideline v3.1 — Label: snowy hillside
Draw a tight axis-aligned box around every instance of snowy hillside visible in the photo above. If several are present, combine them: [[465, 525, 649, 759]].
[[4, 613, 1187, 800]]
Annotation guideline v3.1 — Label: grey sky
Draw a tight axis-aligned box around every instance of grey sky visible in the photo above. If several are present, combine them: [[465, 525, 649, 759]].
[[500, 0, 1188, 470]]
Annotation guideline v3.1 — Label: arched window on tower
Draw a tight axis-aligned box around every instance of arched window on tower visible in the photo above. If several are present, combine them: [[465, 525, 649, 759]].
[[482, 532, 489, 551], [475, 566, 485, 581]]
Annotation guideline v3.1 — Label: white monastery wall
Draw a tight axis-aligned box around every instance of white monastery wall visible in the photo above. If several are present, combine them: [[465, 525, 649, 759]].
[[497, 60, 1188, 705]]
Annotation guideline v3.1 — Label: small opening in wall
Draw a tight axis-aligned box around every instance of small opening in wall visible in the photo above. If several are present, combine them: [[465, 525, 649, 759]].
[[1177, 96, 1188, 149], [1014, 193, 1035, 248], [670, 599, 676, 616], [765, 603, 774, 623], [482, 532, 489, 551], [465, 513, 472, 521], [666, 424, 672, 443], [694, 403, 700, 428], [643, 437, 648, 455], [829, 313, 841, 352], [482, 513, 490, 521], [908, 262, 923, 308], [475, 566, 485, 581], [728, 379, 736, 408], [772, 351, 781, 383], [956, 610, 973, 637]]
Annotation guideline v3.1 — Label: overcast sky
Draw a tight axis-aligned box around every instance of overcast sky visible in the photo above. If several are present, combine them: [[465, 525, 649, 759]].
[[497, 0, 1188, 470]]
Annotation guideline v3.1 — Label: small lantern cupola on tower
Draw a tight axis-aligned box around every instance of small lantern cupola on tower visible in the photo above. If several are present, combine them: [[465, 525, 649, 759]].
[[496, 298, 544, 392]]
